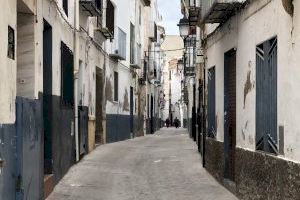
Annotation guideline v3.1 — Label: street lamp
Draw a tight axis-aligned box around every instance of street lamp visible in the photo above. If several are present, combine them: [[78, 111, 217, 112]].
[[177, 59, 184, 72], [177, 16, 189, 39]]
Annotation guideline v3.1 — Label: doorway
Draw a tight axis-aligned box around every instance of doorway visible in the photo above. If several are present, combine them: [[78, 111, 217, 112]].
[[208, 67, 216, 138], [224, 49, 236, 181], [43, 20, 53, 175], [96, 68, 103, 145], [130, 87, 134, 137], [150, 95, 154, 134], [192, 84, 196, 141]]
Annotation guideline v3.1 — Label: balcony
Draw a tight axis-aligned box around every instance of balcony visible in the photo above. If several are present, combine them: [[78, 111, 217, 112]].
[[201, 0, 245, 24], [98, 0, 114, 39], [149, 22, 157, 42], [189, 6, 201, 26], [79, 0, 101, 16], [109, 28, 126, 60], [130, 44, 142, 69], [187, 0, 201, 26], [184, 66, 195, 76], [141, 0, 151, 6]]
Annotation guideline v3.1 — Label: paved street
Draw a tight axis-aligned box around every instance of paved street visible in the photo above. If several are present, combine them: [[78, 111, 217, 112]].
[[47, 128, 238, 200]]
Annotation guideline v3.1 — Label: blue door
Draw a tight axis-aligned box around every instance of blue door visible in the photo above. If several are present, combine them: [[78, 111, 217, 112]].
[[256, 37, 278, 153], [208, 67, 216, 138]]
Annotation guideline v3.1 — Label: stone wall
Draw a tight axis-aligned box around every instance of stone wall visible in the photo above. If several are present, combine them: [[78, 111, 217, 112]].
[[205, 138, 300, 199]]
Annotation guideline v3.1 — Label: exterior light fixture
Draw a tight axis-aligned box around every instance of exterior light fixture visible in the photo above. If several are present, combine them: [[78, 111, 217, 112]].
[[177, 59, 184, 72], [177, 16, 190, 39]]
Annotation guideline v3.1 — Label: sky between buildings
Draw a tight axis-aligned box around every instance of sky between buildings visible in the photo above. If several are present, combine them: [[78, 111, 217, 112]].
[[158, 0, 181, 35]]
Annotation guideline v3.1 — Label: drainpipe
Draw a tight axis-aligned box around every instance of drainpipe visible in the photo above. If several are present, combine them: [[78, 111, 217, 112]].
[[74, 0, 80, 162]]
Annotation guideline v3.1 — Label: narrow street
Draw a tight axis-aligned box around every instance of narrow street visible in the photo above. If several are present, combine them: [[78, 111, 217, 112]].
[[47, 128, 237, 200]]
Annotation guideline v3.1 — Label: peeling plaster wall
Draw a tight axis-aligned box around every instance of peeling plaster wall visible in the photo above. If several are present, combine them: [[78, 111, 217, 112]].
[[205, 0, 300, 161], [106, 60, 132, 115], [78, 13, 105, 118], [0, 0, 17, 123], [41, 0, 75, 96], [17, 13, 35, 99]]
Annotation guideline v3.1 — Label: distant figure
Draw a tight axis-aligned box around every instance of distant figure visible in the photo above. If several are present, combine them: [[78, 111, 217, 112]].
[[174, 117, 180, 128], [165, 118, 171, 128]]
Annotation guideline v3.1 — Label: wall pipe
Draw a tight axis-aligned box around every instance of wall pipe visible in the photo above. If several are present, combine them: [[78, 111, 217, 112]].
[[74, 0, 80, 162]]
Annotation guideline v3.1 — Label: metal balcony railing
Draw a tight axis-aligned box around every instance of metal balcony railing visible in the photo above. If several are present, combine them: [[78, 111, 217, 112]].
[[185, 66, 195, 76], [142, 0, 151, 6], [201, 0, 245, 23], [79, 0, 101, 16]]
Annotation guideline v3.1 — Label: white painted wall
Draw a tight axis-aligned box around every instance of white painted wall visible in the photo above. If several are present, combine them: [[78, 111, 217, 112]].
[[41, 0, 74, 96], [0, 0, 17, 123], [105, 0, 132, 116], [205, 0, 300, 162]]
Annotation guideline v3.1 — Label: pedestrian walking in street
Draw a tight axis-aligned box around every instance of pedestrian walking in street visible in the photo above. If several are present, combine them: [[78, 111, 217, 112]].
[[165, 118, 171, 128], [174, 117, 180, 128]]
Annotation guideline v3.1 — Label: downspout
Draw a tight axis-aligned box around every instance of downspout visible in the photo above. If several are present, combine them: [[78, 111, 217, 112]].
[[74, 0, 80, 162], [103, 0, 108, 144]]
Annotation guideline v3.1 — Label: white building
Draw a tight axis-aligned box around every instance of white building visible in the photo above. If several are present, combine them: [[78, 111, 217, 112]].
[[0, 0, 165, 199], [161, 35, 184, 125], [182, 0, 300, 199]]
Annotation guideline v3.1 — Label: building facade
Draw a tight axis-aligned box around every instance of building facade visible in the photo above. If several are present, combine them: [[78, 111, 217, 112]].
[[0, 0, 163, 199], [181, 0, 300, 199], [161, 35, 185, 126]]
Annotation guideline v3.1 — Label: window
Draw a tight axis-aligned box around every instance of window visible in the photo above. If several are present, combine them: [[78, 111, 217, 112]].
[[63, 0, 68, 16], [114, 71, 118, 101], [256, 37, 278, 154], [95, 0, 101, 10], [139, 6, 142, 25], [106, 0, 115, 35], [130, 23, 135, 64], [8, 26, 15, 60], [137, 43, 142, 66], [118, 28, 127, 60], [61, 42, 74, 106]]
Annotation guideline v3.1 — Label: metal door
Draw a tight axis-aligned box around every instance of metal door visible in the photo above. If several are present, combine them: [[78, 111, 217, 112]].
[[224, 49, 236, 181], [256, 37, 278, 153], [130, 87, 134, 137], [192, 84, 196, 141], [78, 106, 88, 156], [208, 67, 216, 138], [43, 19, 53, 174], [197, 79, 202, 153], [95, 68, 103, 144], [151, 95, 154, 134], [0, 126, 17, 200]]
